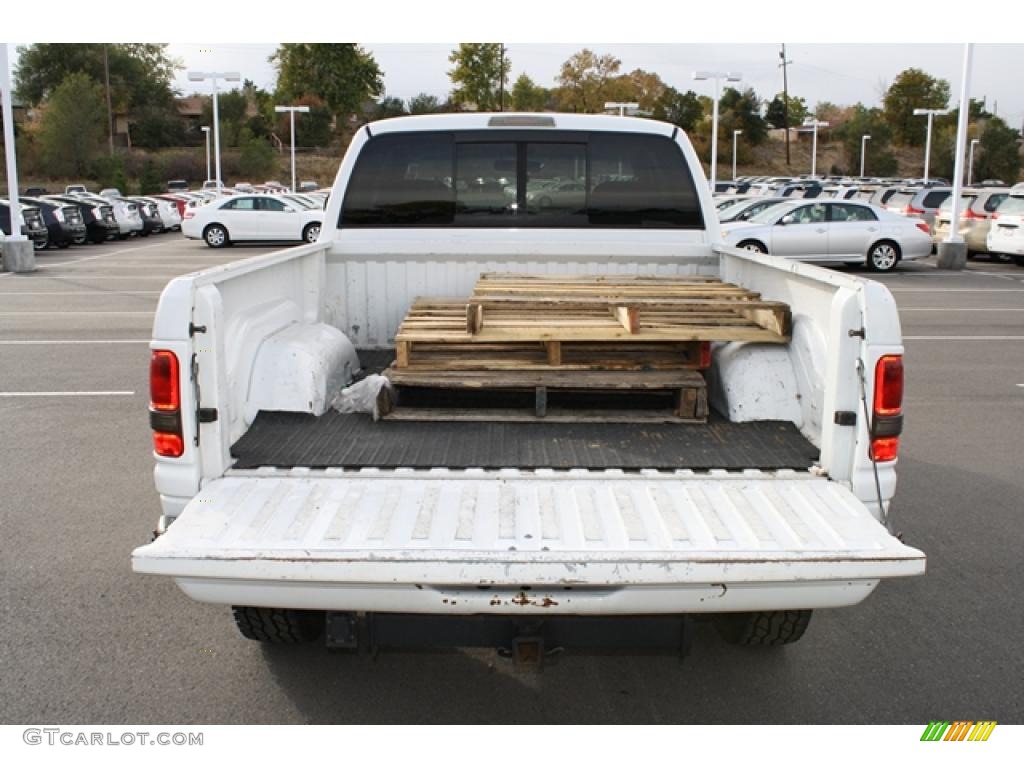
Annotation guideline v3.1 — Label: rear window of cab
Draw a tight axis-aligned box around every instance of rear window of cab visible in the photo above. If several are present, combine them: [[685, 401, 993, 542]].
[[339, 131, 704, 230]]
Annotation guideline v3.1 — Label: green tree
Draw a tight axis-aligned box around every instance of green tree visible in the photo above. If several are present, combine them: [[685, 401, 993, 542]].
[[91, 155, 127, 192], [130, 104, 185, 149], [834, 103, 894, 176], [719, 87, 768, 145], [974, 117, 1021, 184], [199, 89, 248, 147], [373, 96, 407, 120], [764, 92, 807, 128], [447, 44, 510, 111], [273, 44, 384, 130], [554, 49, 622, 113], [237, 129, 276, 180], [509, 74, 548, 112], [651, 88, 703, 131], [138, 159, 163, 195], [14, 43, 179, 110], [38, 72, 106, 177], [615, 69, 667, 112], [882, 68, 950, 146], [408, 93, 442, 114]]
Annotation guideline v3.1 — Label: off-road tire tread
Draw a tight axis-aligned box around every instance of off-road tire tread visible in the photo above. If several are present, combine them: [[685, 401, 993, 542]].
[[715, 610, 812, 646], [231, 606, 322, 644]]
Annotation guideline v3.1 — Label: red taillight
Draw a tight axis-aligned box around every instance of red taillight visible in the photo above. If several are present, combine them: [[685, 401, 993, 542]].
[[870, 355, 904, 462], [153, 432, 184, 457], [915, 222, 930, 235], [150, 350, 180, 411], [964, 208, 987, 220], [183, 210, 194, 220], [907, 205, 925, 215], [870, 436, 900, 462], [150, 350, 184, 458], [991, 212, 1000, 220]]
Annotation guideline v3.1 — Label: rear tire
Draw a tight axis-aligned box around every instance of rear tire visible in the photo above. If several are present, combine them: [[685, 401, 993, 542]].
[[867, 240, 900, 272], [737, 240, 767, 254], [203, 223, 230, 249], [714, 610, 812, 646], [302, 222, 321, 244], [232, 606, 323, 644], [1012, 255, 1024, 268]]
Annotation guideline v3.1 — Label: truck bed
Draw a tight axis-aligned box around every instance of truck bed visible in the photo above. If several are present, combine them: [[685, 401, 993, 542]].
[[230, 411, 817, 472]]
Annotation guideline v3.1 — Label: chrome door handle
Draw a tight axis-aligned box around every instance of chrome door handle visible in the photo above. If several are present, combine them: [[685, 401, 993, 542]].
[[815, 228, 827, 233]]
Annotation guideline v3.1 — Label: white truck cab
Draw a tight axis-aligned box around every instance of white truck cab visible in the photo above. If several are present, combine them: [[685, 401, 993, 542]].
[[132, 114, 924, 653]]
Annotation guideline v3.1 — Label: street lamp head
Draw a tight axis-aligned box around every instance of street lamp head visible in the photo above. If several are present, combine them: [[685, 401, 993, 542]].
[[692, 71, 710, 81], [726, 72, 742, 82], [223, 72, 241, 83], [187, 71, 206, 82], [201, 126, 210, 133], [734, 129, 743, 136], [913, 108, 951, 116], [863, 134, 871, 140]]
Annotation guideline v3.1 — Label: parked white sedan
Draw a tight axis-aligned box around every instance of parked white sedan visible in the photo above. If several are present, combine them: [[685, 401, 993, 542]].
[[182, 194, 323, 248], [720, 200, 932, 272]]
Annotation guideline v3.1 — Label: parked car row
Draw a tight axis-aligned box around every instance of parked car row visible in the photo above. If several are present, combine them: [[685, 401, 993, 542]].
[[1, 186, 184, 250]]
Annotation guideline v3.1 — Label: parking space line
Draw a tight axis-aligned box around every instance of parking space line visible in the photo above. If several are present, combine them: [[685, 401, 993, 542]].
[[0, 391, 136, 397], [900, 308, 1024, 312], [888, 288, 1024, 293], [903, 335, 1024, 340], [0, 291, 161, 296], [0, 339, 150, 345]]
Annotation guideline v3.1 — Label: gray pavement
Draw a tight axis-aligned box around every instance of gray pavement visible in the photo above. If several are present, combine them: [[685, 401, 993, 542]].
[[1, 239, 1022, 724]]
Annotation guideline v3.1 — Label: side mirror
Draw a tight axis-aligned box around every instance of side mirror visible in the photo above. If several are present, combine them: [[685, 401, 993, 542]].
[[779, 214, 795, 226]]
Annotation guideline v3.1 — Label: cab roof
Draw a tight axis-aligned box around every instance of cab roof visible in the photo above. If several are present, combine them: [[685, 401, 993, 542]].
[[364, 112, 677, 137]]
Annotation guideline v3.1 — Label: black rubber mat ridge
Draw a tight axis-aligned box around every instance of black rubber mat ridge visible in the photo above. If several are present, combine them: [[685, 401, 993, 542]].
[[230, 411, 819, 471]]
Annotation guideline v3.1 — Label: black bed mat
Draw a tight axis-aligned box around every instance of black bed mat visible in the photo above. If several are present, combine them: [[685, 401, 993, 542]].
[[230, 410, 819, 471]]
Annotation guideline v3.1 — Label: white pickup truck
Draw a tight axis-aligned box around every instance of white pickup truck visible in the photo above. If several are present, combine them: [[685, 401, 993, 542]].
[[133, 114, 924, 654]]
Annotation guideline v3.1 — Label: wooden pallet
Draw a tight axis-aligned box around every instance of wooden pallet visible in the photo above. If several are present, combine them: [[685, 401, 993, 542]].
[[395, 273, 789, 367], [380, 367, 709, 424]]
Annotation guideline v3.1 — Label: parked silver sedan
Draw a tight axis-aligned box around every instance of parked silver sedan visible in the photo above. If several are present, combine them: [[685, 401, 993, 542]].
[[720, 200, 933, 272]]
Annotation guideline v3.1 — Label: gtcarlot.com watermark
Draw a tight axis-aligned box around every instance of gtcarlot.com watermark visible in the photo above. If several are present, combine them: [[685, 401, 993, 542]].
[[23, 728, 203, 747]]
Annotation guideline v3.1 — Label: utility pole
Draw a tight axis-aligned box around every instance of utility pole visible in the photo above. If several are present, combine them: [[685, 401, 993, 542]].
[[498, 44, 505, 112], [779, 43, 792, 166], [103, 44, 114, 156]]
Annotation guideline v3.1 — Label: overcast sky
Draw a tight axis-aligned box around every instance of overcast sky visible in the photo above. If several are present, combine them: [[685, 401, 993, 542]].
[[165, 43, 1024, 129]]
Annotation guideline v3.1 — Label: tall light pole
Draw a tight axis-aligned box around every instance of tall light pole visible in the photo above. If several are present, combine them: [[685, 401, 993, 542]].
[[1, 42, 34, 272], [693, 70, 742, 189], [732, 129, 743, 181], [803, 117, 829, 179], [188, 70, 241, 194], [938, 44, 974, 271], [604, 101, 639, 117], [968, 138, 980, 186], [201, 126, 211, 184], [275, 105, 310, 193], [860, 135, 871, 178], [913, 107, 950, 182]]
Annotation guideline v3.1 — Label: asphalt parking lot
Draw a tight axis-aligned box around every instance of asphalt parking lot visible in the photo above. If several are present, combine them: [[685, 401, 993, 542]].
[[1, 239, 1022, 724]]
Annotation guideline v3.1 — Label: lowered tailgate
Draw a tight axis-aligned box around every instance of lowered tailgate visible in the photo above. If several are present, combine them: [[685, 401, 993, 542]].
[[132, 468, 925, 614]]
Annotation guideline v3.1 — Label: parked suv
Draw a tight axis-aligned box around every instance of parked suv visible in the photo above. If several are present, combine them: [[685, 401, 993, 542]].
[[932, 187, 1010, 258], [885, 186, 952, 235], [167, 180, 190, 192]]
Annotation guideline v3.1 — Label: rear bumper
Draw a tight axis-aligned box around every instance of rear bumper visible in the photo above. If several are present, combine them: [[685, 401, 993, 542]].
[[172, 577, 882, 615]]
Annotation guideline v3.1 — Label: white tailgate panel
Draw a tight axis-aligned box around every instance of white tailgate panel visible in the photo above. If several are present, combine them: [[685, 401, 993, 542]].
[[134, 469, 924, 610]]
